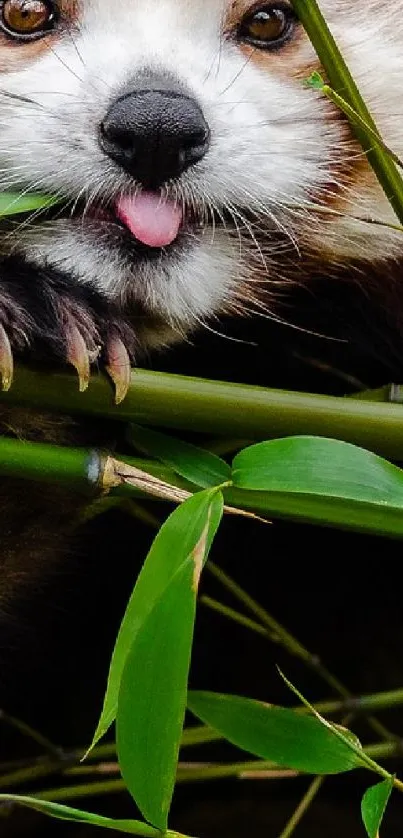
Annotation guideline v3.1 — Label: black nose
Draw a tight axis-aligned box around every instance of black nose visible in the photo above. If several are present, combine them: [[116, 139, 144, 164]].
[[100, 89, 210, 188]]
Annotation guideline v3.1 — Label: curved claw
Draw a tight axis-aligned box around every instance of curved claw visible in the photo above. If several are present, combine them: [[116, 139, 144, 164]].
[[66, 324, 91, 393], [105, 336, 132, 405], [0, 324, 13, 392]]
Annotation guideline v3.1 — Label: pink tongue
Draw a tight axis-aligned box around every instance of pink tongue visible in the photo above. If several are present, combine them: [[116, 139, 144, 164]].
[[115, 192, 183, 248]]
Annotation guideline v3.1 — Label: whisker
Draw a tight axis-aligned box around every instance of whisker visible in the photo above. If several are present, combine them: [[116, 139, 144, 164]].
[[219, 52, 255, 98], [191, 311, 257, 346], [0, 89, 44, 108], [67, 30, 110, 94], [202, 42, 223, 86], [224, 201, 268, 270], [48, 44, 84, 86]]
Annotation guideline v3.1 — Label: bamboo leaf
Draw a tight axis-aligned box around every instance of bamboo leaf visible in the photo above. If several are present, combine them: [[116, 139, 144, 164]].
[[277, 669, 377, 775], [232, 437, 403, 505], [88, 489, 223, 753], [128, 424, 231, 487], [188, 692, 364, 774], [0, 795, 181, 836], [361, 778, 394, 838], [306, 73, 403, 170], [231, 437, 403, 535], [117, 491, 223, 830], [117, 566, 195, 831], [0, 192, 58, 216]]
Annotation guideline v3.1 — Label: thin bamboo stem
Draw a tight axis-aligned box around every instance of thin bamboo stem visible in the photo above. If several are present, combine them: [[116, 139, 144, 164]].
[[3, 686, 403, 793], [278, 777, 324, 838], [291, 0, 403, 223], [0, 711, 62, 759], [206, 562, 395, 742], [23, 740, 403, 803]]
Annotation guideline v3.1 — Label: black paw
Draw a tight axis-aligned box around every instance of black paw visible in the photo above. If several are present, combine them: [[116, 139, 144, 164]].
[[0, 257, 137, 403]]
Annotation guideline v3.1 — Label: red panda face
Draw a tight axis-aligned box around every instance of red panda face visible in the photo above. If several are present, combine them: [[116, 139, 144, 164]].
[[0, 0, 401, 343]]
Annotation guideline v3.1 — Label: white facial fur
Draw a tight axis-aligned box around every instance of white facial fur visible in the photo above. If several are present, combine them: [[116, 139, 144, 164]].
[[0, 0, 402, 341]]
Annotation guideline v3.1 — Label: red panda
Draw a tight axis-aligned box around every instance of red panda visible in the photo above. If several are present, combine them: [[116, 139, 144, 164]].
[[0, 1, 403, 835]]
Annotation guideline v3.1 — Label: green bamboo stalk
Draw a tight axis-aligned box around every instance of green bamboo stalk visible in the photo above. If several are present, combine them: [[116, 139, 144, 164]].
[[0, 727, 221, 791], [278, 712, 355, 838], [200, 595, 274, 639], [0, 437, 187, 495], [4, 686, 403, 792], [2, 435, 403, 538], [21, 741, 403, 802], [206, 562, 346, 689], [2, 436, 403, 538], [0, 711, 62, 759], [0, 759, 74, 792], [2, 367, 403, 460], [0, 436, 101, 488], [308, 688, 403, 718], [2, 725, 401, 797], [199, 595, 403, 717], [310, 77, 403, 170], [278, 776, 324, 838], [291, 0, 403, 223], [206, 563, 395, 742]]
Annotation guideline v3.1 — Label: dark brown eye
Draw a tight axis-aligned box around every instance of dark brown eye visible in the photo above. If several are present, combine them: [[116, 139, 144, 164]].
[[238, 4, 295, 49], [1, 0, 56, 39]]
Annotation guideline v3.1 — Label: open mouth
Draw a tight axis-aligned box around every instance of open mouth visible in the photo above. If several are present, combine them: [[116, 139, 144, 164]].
[[4, 189, 201, 257], [81, 190, 205, 258]]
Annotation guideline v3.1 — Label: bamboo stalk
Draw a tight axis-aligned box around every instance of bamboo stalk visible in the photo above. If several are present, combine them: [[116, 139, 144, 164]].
[[1, 368, 403, 460], [0, 436, 100, 488], [1, 436, 403, 538], [278, 776, 324, 838], [4, 685, 403, 792], [291, 0, 403, 223], [0, 437, 402, 538], [18, 740, 403, 803]]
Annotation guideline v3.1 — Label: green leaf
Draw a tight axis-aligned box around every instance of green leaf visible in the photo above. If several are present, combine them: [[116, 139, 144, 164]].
[[128, 424, 231, 488], [0, 192, 59, 216], [117, 491, 223, 831], [233, 437, 403, 503], [306, 71, 325, 90], [231, 436, 403, 536], [278, 669, 372, 770], [0, 795, 174, 836], [188, 691, 365, 775], [89, 489, 223, 752], [361, 779, 394, 838], [117, 567, 194, 831]]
